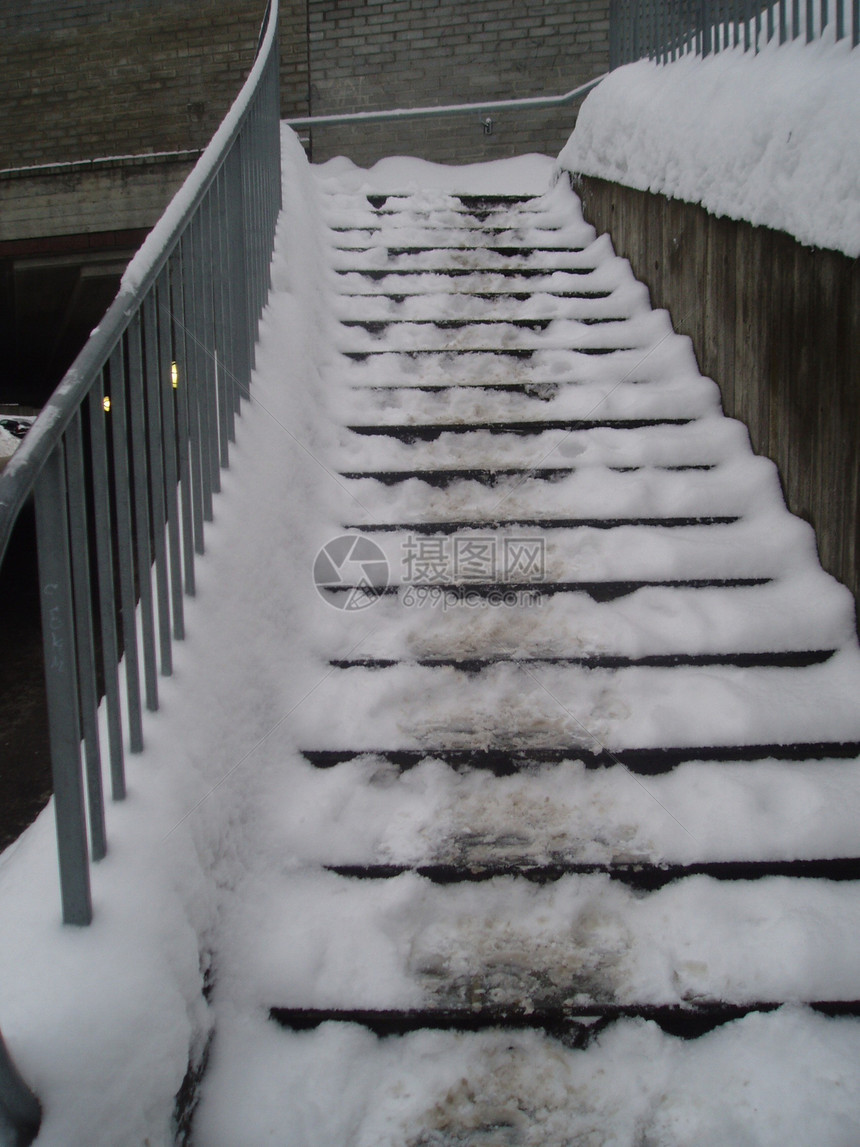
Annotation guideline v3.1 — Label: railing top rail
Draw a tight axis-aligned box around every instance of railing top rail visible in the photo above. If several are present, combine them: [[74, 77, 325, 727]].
[[285, 75, 608, 130], [0, 150, 202, 180], [0, 0, 278, 570]]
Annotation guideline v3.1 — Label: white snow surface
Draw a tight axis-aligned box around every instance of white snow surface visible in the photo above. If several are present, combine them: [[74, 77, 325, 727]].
[[2, 132, 860, 1145], [558, 36, 860, 256]]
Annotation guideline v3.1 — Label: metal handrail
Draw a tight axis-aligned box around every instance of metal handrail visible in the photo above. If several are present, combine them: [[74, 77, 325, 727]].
[[285, 75, 608, 130], [0, 1, 280, 1136]]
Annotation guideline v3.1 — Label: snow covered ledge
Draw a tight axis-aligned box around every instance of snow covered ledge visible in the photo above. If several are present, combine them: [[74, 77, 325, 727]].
[[557, 38, 860, 258], [556, 38, 860, 613]]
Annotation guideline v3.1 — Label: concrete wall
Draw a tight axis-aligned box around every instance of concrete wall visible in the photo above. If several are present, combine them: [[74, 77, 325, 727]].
[[305, 0, 609, 165], [577, 175, 860, 612], [0, 154, 197, 244]]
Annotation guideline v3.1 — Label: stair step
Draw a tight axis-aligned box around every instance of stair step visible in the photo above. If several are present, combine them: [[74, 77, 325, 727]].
[[344, 348, 546, 360], [330, 577, 772, 602], [335, 267, 598, 279], [365, 194, 536, 211], [343, 347, 632, 360], [345, 516, 740, 533], [456, 194, 536, 208], [270, 1001, 860, 1043], [349, 378, 665, 394], [328, 649, 835, 671], [339, 246, 588, 258], [338, 465, 714, 485], [339, 289, 615, 300], [330, 225, 561, 235], [346, 418, 692, 440], [302, 741, 860, 774], [340, 317, 626, 330], [341, 318, 553, 332], [321, 578, 770, 603], [324, 856, 860, 888]]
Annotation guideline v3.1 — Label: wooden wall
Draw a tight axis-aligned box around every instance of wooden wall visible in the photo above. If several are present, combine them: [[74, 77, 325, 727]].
[[576, 174, 860, 613]]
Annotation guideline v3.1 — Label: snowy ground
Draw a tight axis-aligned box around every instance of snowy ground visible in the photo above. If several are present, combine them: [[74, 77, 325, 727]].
[[1, 124, 860, 1145], [559, 33, 860, 256]]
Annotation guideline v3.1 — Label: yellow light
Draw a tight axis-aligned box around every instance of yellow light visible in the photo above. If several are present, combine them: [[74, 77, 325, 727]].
[[103, 396, 111, 413], [171, 361, 179, 389]]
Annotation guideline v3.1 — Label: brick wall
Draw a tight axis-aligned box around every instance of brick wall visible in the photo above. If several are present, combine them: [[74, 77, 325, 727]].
[[1, 1, 309, 241], [305, 0, 610, 165], [0, 0, 300, 169]]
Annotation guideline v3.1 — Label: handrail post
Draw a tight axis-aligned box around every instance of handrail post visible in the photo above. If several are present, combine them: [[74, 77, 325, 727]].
[[34, 445, 93, 927], [0, 1027, 41, 1146]]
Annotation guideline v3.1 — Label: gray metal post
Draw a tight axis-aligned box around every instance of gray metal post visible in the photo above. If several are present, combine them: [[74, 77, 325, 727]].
[[64, 412, 107, 861], [109, 342, 145, 753], [154, 272, 186, 640], [142, 292, 174, 678], [87, 379, 126, 800], [34, 446, 93, 926]]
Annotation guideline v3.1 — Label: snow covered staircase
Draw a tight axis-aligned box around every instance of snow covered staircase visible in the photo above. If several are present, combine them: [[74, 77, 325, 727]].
[[196, 177, 860, 1143]]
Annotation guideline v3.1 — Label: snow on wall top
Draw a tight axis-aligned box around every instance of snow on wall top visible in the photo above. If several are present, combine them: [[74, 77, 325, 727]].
[[557, 36, 860, 257]]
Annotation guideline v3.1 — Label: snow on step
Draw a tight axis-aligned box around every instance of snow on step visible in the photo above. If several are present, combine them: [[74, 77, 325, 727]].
[[292, 657, 860, 753], [194, 1010, 860, 1147], [338, 454, 793, 519], [262, 753, 860, 870], [311, 572, 852, 662], [333, 279, 648, 322], [215, 868, 860, 1013], [336, 413, 750, 471]]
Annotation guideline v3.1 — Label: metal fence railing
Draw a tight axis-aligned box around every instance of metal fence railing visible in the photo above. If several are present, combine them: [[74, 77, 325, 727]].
[[610, 0, 859, 66], [0, 1, 280, 1137]]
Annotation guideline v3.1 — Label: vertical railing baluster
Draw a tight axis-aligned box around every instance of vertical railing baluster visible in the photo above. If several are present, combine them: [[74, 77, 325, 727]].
[[199, 199, 222, 496], [142, 293, 173, 677], [88, 376, 126, 799], [34, 444, 92, 925], [229, 142, 251, 410], [126, 313, 159, 713], [155, 272, 186, 639], [189, 212, 217, 519], [170, 246, 200, 590], [186, 218, 215, 531], [213, 170, 234, 460], [65, 410, 107, 861], [108, 342, 144, 753]]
